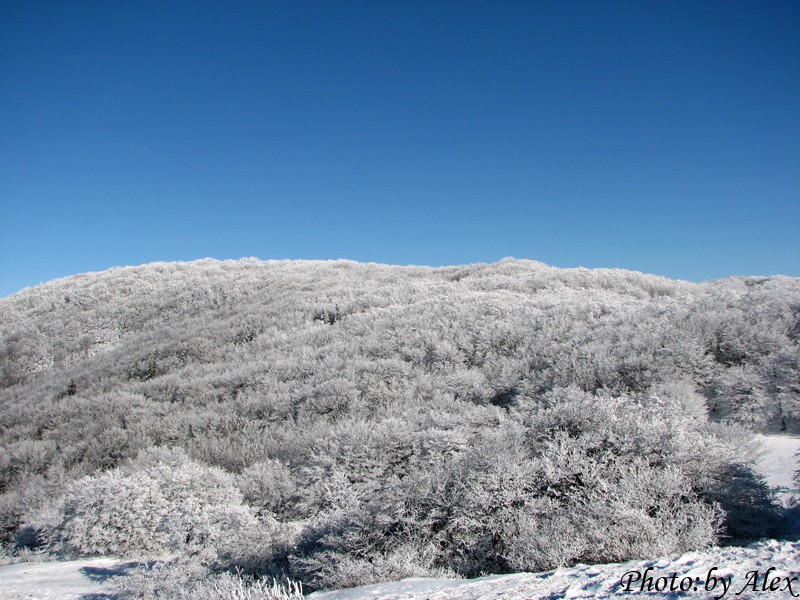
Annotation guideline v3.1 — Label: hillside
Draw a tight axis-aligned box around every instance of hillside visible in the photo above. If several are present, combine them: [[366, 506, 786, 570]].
[[1, 259, 799, 593], [3, 259, 798, 427]]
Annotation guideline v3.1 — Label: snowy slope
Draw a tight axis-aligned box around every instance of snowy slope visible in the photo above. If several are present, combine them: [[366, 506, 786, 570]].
[[308, 540, 800, 600]]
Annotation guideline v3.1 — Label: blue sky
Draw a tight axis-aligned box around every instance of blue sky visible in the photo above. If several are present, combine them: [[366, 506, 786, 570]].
[[1, 1, 798, 297]]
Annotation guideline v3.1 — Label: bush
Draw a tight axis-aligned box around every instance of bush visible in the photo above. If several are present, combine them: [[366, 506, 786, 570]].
[[292, 390, 730, 588], [237, 459, 297, 519], [290, 507, 454, 591], [25, 451, 276, 564], [1, 473, 63, 545], [113, 559, 304, 600]]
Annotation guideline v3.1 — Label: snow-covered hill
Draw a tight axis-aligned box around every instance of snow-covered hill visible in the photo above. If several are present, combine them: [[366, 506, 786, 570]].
[[2, 260, 799, 597]]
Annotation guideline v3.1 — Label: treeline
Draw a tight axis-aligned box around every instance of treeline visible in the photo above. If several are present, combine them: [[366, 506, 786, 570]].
[[0, 259, 798, 592]]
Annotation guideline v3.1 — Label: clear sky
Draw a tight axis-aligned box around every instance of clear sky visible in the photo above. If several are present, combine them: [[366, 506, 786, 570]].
[[1, 1, 798, 297]]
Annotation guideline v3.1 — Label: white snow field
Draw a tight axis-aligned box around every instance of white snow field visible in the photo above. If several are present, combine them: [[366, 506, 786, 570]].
[[0, 557, 130, 599], [0, 436, 797, 599]]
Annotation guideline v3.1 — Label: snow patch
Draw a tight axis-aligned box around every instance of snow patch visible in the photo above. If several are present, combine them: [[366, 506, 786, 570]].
[[307, 541, 800, 599], [754, 434, 800, 497], [0, 557, 132, 599]]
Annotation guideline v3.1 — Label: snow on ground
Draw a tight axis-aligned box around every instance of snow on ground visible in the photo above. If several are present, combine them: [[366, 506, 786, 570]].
[[754, 434, 800, 499], [2, 542, 797, 600], [307, 540, 800, 600], [0, 557, 135, 599], [1, 436, 797, 599]]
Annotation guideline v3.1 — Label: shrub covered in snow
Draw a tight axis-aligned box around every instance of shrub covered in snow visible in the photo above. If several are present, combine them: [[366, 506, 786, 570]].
[[26, 450, 280, 570], [112, 558, 304, 600], [290, 389, 753, 589]]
